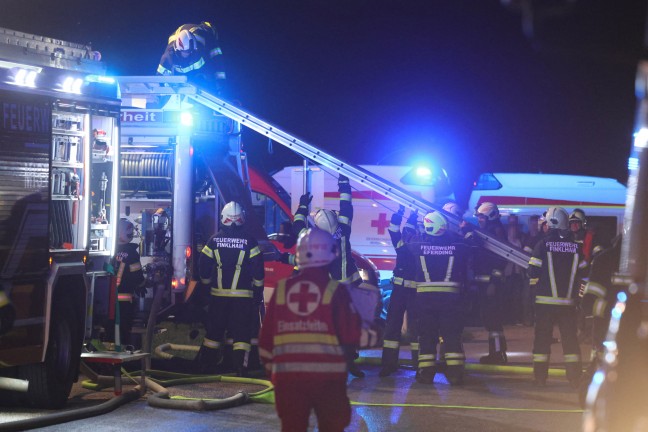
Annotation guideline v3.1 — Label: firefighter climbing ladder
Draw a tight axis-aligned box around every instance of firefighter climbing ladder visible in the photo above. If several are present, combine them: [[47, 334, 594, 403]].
[[117, 76, 531, 268]]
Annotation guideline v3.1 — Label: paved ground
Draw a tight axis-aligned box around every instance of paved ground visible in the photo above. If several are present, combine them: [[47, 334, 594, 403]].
[[0, 325, 590, 432]]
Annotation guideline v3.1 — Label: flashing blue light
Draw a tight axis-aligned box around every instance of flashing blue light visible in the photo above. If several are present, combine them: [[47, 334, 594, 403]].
[[85, 74, 115, 84], [415, 166, 432, 178], [180, 112, 193, 127], [617, 291, 627, 303]]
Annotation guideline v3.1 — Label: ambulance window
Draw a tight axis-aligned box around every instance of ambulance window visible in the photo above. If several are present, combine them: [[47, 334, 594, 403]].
[[474, 173, 503, 190], [251, 192, 290, 235]]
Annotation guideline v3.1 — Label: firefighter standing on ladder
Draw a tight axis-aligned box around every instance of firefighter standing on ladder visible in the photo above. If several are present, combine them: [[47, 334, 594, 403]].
[[197, 201, 264, 376]]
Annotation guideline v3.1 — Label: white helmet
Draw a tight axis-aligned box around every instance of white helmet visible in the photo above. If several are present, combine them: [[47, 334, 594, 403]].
[[174, 29, 196, 52], [442, 202, 463, 218], [118, 218, 134, 244], [221, 201, 245, 226], [546, 207, 569, 230], [296, 228, 338, 269], [423, 211, 448, 236], [475, 202, 500, 221], [569, 208, 586, 226], [313, 209, 338, 234]]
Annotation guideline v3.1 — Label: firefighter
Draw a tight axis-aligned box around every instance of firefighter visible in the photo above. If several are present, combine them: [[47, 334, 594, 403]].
[[113, 218, 146, 348], [569, 209, 604, 264], [379, 205, 419, 377], [197, 201, 264, 376], [528, 207, 587, 387], [468, 201, 509, 364], [157, 22, 226, 94], [0, 288, 15, 337], [293, 174, 380, 378], [259, 227, 362, 432], [410, 211, 469, 385]]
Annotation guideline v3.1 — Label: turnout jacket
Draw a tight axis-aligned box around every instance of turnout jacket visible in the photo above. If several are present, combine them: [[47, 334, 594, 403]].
[[528, 230, 588, 306], [465, 220, 507, 285], [157, 22, 226, 86], [388, 211, 418, 287], [258, 271, 361, 382], [582, 237, 621, 319], [199, 226, 264, 299], [114, 242, 145, 302], [408, 233, 469, 299], [293, 178, 361, 285]]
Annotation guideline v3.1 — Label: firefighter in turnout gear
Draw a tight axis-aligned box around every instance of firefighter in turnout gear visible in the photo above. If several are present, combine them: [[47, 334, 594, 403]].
[[157, 22, 226, 93], [528, 207, 587, 387], [379, 206, 419, 377], [293, 173, 380, 378], [410, 211, 469, 385], [113, 218, 146, 348], [259, 227, 362, 432], [469, 201, 509, 364], [198, 201, 264, 376]]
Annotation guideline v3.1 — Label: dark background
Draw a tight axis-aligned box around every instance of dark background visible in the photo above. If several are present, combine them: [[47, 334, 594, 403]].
[[1, 0, 645, 206]]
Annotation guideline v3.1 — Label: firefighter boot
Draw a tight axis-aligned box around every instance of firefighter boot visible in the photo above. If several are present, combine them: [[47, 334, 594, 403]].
[[436, 339, 447, 373], [233, 349, 248, 378], [533, 362, 549, 386], [479, 332, 508, 365], [415, 367, 436, 384], [195, 345, 222, 374], [445, 366, 464, 386], [566, 361, 583, 389], [379, 341, 399, 377], [410, 342, 419, 370]]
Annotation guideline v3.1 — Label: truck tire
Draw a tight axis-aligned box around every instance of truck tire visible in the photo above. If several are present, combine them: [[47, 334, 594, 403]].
[[19, 298, 81, 408]]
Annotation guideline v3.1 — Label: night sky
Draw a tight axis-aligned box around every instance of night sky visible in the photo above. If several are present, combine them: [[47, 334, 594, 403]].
[[1, 0, 645, 205]]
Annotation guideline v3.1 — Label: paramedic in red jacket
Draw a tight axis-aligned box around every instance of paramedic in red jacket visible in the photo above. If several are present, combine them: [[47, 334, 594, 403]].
[[259, 227, 362, 432]]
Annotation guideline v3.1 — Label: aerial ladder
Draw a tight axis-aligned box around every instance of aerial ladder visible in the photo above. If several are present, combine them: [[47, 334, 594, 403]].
[[117, 76, 531, 268]]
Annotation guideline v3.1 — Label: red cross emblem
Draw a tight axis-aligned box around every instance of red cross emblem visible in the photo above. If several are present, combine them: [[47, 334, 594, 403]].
[[371, 212, 390, 235], [287, 281, 321, 316]]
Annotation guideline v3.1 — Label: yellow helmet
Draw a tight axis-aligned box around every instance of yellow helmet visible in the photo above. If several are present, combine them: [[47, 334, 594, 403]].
[[423, 211, 448, 236]]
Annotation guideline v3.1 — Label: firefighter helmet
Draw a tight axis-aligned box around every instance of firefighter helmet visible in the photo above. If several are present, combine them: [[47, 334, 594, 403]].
[[118, 218, 135, 244], [221, 201, 245, 226], [442, 201, 463, 218], [313, 209, 339, 234], [474, 202, 500, 221], [423, 211, 448, 236], [295, 228, 338, 269], [174, 29, 196, 52], [569, 208, 587, 226], [546, 207, 569, 230]]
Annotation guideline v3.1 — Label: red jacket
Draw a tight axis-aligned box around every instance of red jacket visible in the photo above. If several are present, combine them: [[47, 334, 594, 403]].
[[259, 272, 361, 383]]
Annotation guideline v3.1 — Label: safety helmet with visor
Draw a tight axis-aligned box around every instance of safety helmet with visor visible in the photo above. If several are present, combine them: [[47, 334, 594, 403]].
[[545, 207, 569, 230], [423, 211, 448, 236], [313, 209, 339, 234], [296, 228, 338, 269], [221, 201, 246, 227]]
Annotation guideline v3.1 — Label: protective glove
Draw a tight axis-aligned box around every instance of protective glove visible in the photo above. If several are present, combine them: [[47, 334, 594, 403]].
[[407, 209, 419, 223], [299, 193, 313, 208], [135, 284, 148, 298], [279, 252, 295, 266], [397, 205, 405, 217]]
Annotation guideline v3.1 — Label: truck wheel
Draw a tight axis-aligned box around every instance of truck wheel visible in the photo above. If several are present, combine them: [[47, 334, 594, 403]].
[[19, 299, 81, 408]]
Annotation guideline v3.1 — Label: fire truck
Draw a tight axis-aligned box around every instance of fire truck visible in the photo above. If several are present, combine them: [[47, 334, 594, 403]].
[[0, 27, 120, 407]]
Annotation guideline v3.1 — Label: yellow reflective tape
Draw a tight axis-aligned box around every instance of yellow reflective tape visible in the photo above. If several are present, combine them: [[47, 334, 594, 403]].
[[210, 288, 253, 298], [250, 246, 261, 258], [231, 250, 246, 290], [322, 280, 338, 305], [533, 354, 549, 362], [274, 333, 339, 346], [233, 342, 251, 351], [383, 340, 400, 349], [585, 282, 607, 298], [201, 246, 214, 259], [0, 292, 9, 307], [276, 280, 286, 305], [563, 354, 581, 363], [529, 257, 543, 267]]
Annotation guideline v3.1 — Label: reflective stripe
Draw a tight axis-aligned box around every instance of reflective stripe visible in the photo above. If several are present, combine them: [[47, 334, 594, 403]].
[[417, 281, 459, 293], [129, 262, 142, 272], [273, 343, 344, 356], [383, 339, 400, 349], [535, 296, 575, 306], [209, 47, 223, 58], [388, 223, 399, 232], [585, 281, 607, 298], [491, 269, 503, 278], [339, 215, 350, 225], [410, 342, 420, 350], [294, 214, 306, 222], [529, 256, 543, 268], [202, 246, 214, 259], [445, 352, 465, 359], [593, 245, 603, 255], [157, 64, 172, 75], [250, 246, 261, 258], [445, 256, 454, 282], [523, 246, 533, 253], [417, 286, 459, 293], [419, 361, 435, 368], [593, 299, 607, 317], [533, 354, 549, 362], [403, 222, 415, 230], [340, 272, 361, 284], [547, 252, 557, 297], [118, 293, 133, 302], [529, 278, 539, 285], [250, 338, 259, 345], [418, 354, 435, 362], [203, 337, 220, 349], [274, 333, 339, 346], [215, 249, 223, 288], [273, 362, 347, 374], [392, 277, 417, 288], [578, 260, 589, 270], [253, 279, 264, 288], [210, 288, 253, 298], [420, 256, 430, 282], [566, 254, 579, 299], [233, 342, 251, 352], [340, 193, 351, 202], [473, 274, 490, 283], [231, 250, 246, 290], [564, 353, 581, 363], [276, 280, 286, 305], [201, 278, 211, 285], [446, 359, 465, 366], [0, 292, 8, 307], [174, 57, 206, 73]]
